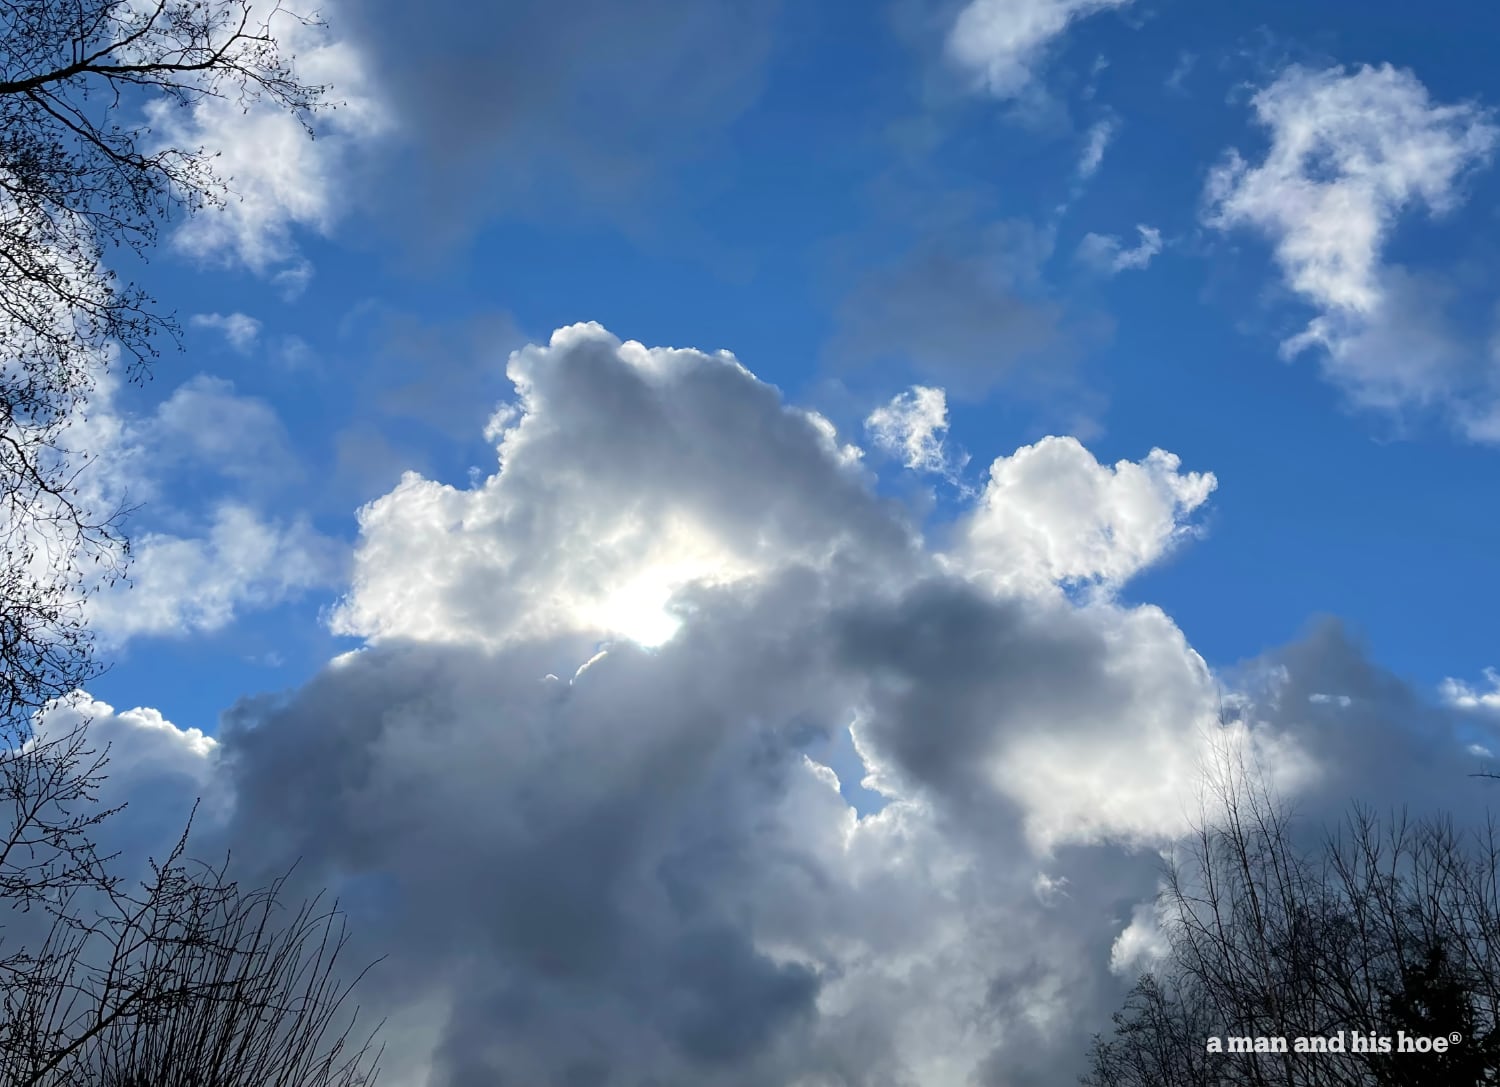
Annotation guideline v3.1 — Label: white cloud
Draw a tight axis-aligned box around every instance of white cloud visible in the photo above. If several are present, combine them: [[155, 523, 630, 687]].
[[949, 435, 1216, 595], [153, 3, 388, 281], [1308, 692, 1353, 708], [190, 312, 262, 354], [34, 371, 337, 646], [946, 0, 1134, 99], [88, 504, 346, 646], [37, 692, 217, 783], [1077, 119, 1115, 178], [1109, 899, 1172, 975], [1441, 668, 1500, 715], [330, 322, 906, 650], [864, 385, 964, 477], [1206, 64, 1499, 427], [1078, 224, 1162, 274], [150, 375, 300, 485]]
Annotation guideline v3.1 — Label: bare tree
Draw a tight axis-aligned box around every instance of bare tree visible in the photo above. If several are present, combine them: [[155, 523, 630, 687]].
[[0, 6, 383, 1084], [1084, 765, 1500, 1087], [1, 0, 328, 728], [0, 815, 382, 1087]]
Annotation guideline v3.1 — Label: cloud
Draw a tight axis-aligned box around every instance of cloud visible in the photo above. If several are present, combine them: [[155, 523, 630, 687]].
[[864, 385, 965, 477], [88, 504, 346, 646], [330, 323, 903, 650], [152, 3, 388, 281], [829, 218, 1081, 397], [1206, 64, 1500, 430], [1164, 51, 1196, 94], [36, 692, 219, 803], [949, 435, 1216, 595], [22, 694, 225, 895], [946, 0, 1134, 99], [150, 375, 301, 486], [190, 312, 262, 354], [57, 372, 300, 512], [1223, 619, 1498, 827], [40, 371, 341, 647], [1441, 668, 1500, 716], [207, 324, 1253, 1085], [326, 0, 778, 241], [1077, 119, 1115, 178], [1077, 224, 1162, 274], [67, 325, 1500, 1086]]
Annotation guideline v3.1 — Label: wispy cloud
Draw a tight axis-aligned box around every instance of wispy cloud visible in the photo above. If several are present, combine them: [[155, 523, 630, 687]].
[[865, 385, 968, 479], [190, 312, 262, 354], [946, 0, 1134, 99], [1078, 224, 1162, 273], [1206, 64, 1500, 433], [1077, 119, 1115, 178]]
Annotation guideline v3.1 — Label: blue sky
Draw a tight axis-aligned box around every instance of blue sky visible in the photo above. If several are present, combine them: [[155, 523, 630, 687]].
[[89, 0, 1500, 733], [52, 1, 1500, 1081]]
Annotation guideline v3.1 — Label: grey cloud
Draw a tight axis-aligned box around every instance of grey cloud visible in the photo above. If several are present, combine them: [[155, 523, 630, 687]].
[[835, 578, 1109, 809], [828, 217, 1107, 400], [75, 327, 1500, 1086], [332, 0, 779, 241], [1229, 617, 1497, 827], [212, 591, 851, 1083], [208, 588, 1158, 1084]]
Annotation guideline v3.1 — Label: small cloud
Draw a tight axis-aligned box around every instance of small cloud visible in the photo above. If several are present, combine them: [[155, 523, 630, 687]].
[[1165, 51, 1196, 94], [1077, 120, 1114, 178], [946, 0, 1135, 100], [272, 259, 314, 301], [1077, 225, 1163, 274], [191, 312, 262, 354], [1308, 692, 1352, 708], [864, 385, 967, 478], [1441, 669, 1500, 716], [152, 375, 299, 487], [954, 435, 1216, 594], [275, 334, 318, 372]]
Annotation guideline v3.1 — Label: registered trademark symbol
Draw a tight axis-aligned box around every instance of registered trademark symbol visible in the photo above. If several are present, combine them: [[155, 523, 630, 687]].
[[1451, 1032, 1463, 1044]]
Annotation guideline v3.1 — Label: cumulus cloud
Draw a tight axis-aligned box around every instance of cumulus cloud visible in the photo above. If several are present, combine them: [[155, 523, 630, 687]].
[[68, 325, 1500, 1086], [36, 693, 219, 806], [16, 695, 226, 900], [864, 385, 965, 477], [1109, 900, 1173, 975], [1077, 225, 1162, 274], [950, 435, 1216, 595], [205, 325, 1253, 1084], [946, 0, 1134, 99], [190, 312, 262, 354], [1206, 64, 1500, 431], [331, 324, 900, 650]]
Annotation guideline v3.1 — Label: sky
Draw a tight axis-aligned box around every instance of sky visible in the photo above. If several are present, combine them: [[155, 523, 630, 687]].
[[39, 0, 1500, 1084]]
